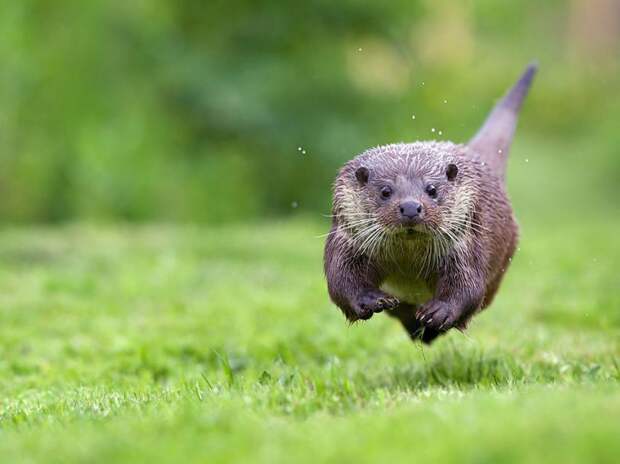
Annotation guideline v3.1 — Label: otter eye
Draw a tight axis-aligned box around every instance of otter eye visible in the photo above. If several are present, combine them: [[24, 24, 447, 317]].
[[425, 184, 437, 198], [380, 186, 392, 199], [446, 163, 458, 181]]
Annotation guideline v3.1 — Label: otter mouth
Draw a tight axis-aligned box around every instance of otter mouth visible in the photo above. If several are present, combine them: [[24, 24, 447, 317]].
[[398, 225, 426, 239]]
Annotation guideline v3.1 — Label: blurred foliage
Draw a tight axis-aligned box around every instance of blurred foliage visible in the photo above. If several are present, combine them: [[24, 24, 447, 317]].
[[0, 0, 618, 223]]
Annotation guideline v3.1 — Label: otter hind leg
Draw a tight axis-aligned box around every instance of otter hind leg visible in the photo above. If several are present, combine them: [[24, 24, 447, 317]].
[[386, 304, 443, 344]]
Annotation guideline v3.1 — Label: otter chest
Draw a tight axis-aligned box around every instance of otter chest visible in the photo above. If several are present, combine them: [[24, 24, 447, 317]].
[[380, 274, 433, 305]]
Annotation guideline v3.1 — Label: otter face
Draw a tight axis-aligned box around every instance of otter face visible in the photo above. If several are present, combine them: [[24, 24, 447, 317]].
[[354, 161, 459, 237]]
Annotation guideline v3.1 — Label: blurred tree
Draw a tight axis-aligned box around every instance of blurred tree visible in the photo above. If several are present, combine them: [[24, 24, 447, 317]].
[[0, 0, 617, 223]]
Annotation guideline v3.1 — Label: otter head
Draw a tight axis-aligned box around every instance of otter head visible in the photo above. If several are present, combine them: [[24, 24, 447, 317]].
[[351, 148, 462, 240]]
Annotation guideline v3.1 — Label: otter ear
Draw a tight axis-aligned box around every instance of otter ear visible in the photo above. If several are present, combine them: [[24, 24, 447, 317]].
[[446, 163, 458, 181], [355, 166, 370, 185]]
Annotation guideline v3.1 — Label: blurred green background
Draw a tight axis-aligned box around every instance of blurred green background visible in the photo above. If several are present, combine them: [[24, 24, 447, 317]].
[[0, 0, 618, 223]]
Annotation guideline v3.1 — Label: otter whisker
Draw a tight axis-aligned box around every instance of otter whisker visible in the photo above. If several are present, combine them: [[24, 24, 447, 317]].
[[444, 214, 490, 233], [353, 224, 383, 257], [365, 229, 384, 262], [357, 225, 384, 257]]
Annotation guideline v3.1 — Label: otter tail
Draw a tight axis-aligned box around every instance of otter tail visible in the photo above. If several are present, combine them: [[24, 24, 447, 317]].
[[468, 63, 537, 179]]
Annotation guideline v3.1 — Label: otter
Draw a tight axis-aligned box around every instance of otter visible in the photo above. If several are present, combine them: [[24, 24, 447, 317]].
[[324, 64, 537, 344]]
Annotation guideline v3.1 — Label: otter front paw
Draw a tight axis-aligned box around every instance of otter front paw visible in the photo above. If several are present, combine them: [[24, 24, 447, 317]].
[[354, 290, 399, 320], [416, 300, 458, 331]]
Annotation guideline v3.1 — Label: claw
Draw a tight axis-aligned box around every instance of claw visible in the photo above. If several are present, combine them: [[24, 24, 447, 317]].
[[382, 297, 398, 309]]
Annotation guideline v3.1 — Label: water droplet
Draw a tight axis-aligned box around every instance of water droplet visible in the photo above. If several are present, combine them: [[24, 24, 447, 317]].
[[438, 130, 443, 135], [291, 201, 299, 209], [411, 114, 416, 120], [302, 150, 307, 155], [357, 47, 363, 52], [431, 128, 436, 133], [525, 158, 529, 163], [297, 147, 302, 151], [443, 99, 448, 104], [517, 247, 521, 252], [421, 81, 425, 86], [498, 149, 503, 154]]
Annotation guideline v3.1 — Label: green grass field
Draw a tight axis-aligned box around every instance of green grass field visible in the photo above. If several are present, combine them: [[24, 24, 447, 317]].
[[0, 214, 618, 463]]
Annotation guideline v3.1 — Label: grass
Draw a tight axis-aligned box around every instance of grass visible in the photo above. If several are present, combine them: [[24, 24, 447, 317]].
[[0, 217, 618, 463]]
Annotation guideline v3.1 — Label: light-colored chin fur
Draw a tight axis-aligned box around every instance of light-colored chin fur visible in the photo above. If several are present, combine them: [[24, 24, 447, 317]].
[[341, 213, 472, 281], [397, 224, 431, 236]]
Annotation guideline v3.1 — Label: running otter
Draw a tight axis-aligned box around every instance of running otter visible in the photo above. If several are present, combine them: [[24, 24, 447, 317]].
[[324, 64, 537, 344]]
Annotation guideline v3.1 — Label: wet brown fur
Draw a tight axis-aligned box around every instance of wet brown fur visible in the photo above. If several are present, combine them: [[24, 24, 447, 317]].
[[323, 65, 536, 344]]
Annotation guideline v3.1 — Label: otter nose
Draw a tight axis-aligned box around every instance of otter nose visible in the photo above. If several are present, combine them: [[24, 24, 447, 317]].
[[399, 200, 423, 219]]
